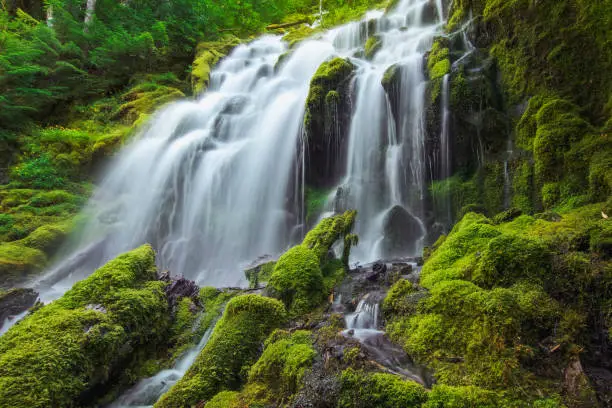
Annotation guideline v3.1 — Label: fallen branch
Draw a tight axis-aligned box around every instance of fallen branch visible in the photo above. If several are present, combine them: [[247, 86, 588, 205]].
[[266, 20, 308, 30]]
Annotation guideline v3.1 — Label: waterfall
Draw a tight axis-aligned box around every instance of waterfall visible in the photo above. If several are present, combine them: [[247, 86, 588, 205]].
[[14, 0, 445, 313], [330, 0, 441, 262], [439, 74, 452, 225]]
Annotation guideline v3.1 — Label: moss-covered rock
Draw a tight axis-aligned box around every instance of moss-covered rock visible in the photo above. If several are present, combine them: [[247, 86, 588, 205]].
[[0, 242, 46, 288], [0, 244, 170, 408], [364, 35, 382, 60], [269, 245, 324, 316], [191, 36, 241, 96], [389, 205, 609, 402], [304, 58, 356, 188], [338, 369, 428, 408], [155, 294, 287, 407], [302, 209, 357, 261]]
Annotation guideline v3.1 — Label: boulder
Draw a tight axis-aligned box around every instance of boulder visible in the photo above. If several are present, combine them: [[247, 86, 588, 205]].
[[0, 288, 38, 323], [381, 205, 424, 258]]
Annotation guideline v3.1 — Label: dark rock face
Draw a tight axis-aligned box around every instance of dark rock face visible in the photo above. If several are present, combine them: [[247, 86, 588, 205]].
[[381, 205, 424, 258], [304, 58, 356, 189], [0, 288, 38, 323]]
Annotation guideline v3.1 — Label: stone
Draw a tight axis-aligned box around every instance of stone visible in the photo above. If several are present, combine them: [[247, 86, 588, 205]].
[[381, 205, 424, 258], [0, 288, 38, 323]]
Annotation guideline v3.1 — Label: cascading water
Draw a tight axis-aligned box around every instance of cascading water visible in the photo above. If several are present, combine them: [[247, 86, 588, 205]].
[[31, 36, 338, 304], [328, 0, 445, 262], [438, 73, 453, 225], [4, 0, 448, 334]]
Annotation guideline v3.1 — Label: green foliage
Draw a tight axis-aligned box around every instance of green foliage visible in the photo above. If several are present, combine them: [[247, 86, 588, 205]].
[[424, 384, 511, 408], [338, 369, 428, 408], [155, 294, 287, 408], [0, 245, 169, 408], [205, 391, 240, 408]]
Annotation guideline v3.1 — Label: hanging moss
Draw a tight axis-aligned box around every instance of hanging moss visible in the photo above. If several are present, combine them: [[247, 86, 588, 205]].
[[0, 245, 170, 408], [155, 294, 287, 408], [302, 210, 357, 261]]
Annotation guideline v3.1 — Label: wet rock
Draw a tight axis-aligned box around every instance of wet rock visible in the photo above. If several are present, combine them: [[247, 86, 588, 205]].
[[304, 58, 356, 189], [220, 95, 249, 115], [0, 288, 38, 323], [381, 205, 424, 258], [291, 360, 341, 408], [366, 262, 387, 282], [160, 273, 201, 313], [85, 304, 107, 313]]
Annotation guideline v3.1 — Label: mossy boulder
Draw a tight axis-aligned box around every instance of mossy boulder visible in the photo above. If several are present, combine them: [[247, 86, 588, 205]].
[[269, 245, 324, 316], [338, 369, 428, 408], [270, 211, 356, 316], [155, 294, 287, 407], [304, 58, 356, 188], [0, 244, 170, 408], [228, 329, 317, 405], [364, 35, 382, 60]]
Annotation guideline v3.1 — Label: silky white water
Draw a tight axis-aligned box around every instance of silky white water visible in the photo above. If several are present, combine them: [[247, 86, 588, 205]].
[[0, 0, 447, 338], [328, 0, 444, 262]]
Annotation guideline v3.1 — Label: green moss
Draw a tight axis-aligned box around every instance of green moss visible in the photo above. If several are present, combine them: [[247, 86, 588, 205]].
[[155, 295, 287, 408], [473, 233, 551, 288], [0, 245, 169, 408], [338, 369, 428, 408], [382, 278, 417, 316], [424, 384, 512, 407], [205, 391, 240, 408], [0, 242, 46, 287], [365, 35, 382, 59], [427, 38, 450, 80], [269, 245, 323, 316], [302, 210, 357, 261], [191, 36, 240, 95], [244, 329, 316, 403], [16, 220, 73, 254]]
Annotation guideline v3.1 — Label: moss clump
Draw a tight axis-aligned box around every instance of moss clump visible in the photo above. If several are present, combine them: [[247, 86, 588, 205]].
[[155, 294, 287, 408], [365, 35, 382, 59], [268, 211, 356, 316], [390, 205, 609, 402], [205, 391, 240, 408], [0, 245, 169, 408], [237, 330, 316, 405], [0, 242, 46, 287], [382, 278, 417, 316], [424, 384, 513, 407], [303, 210, 357, 261], [338, 369, 428, 408], [427, 38, 450, 81], [269, 245, 324, 316]]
